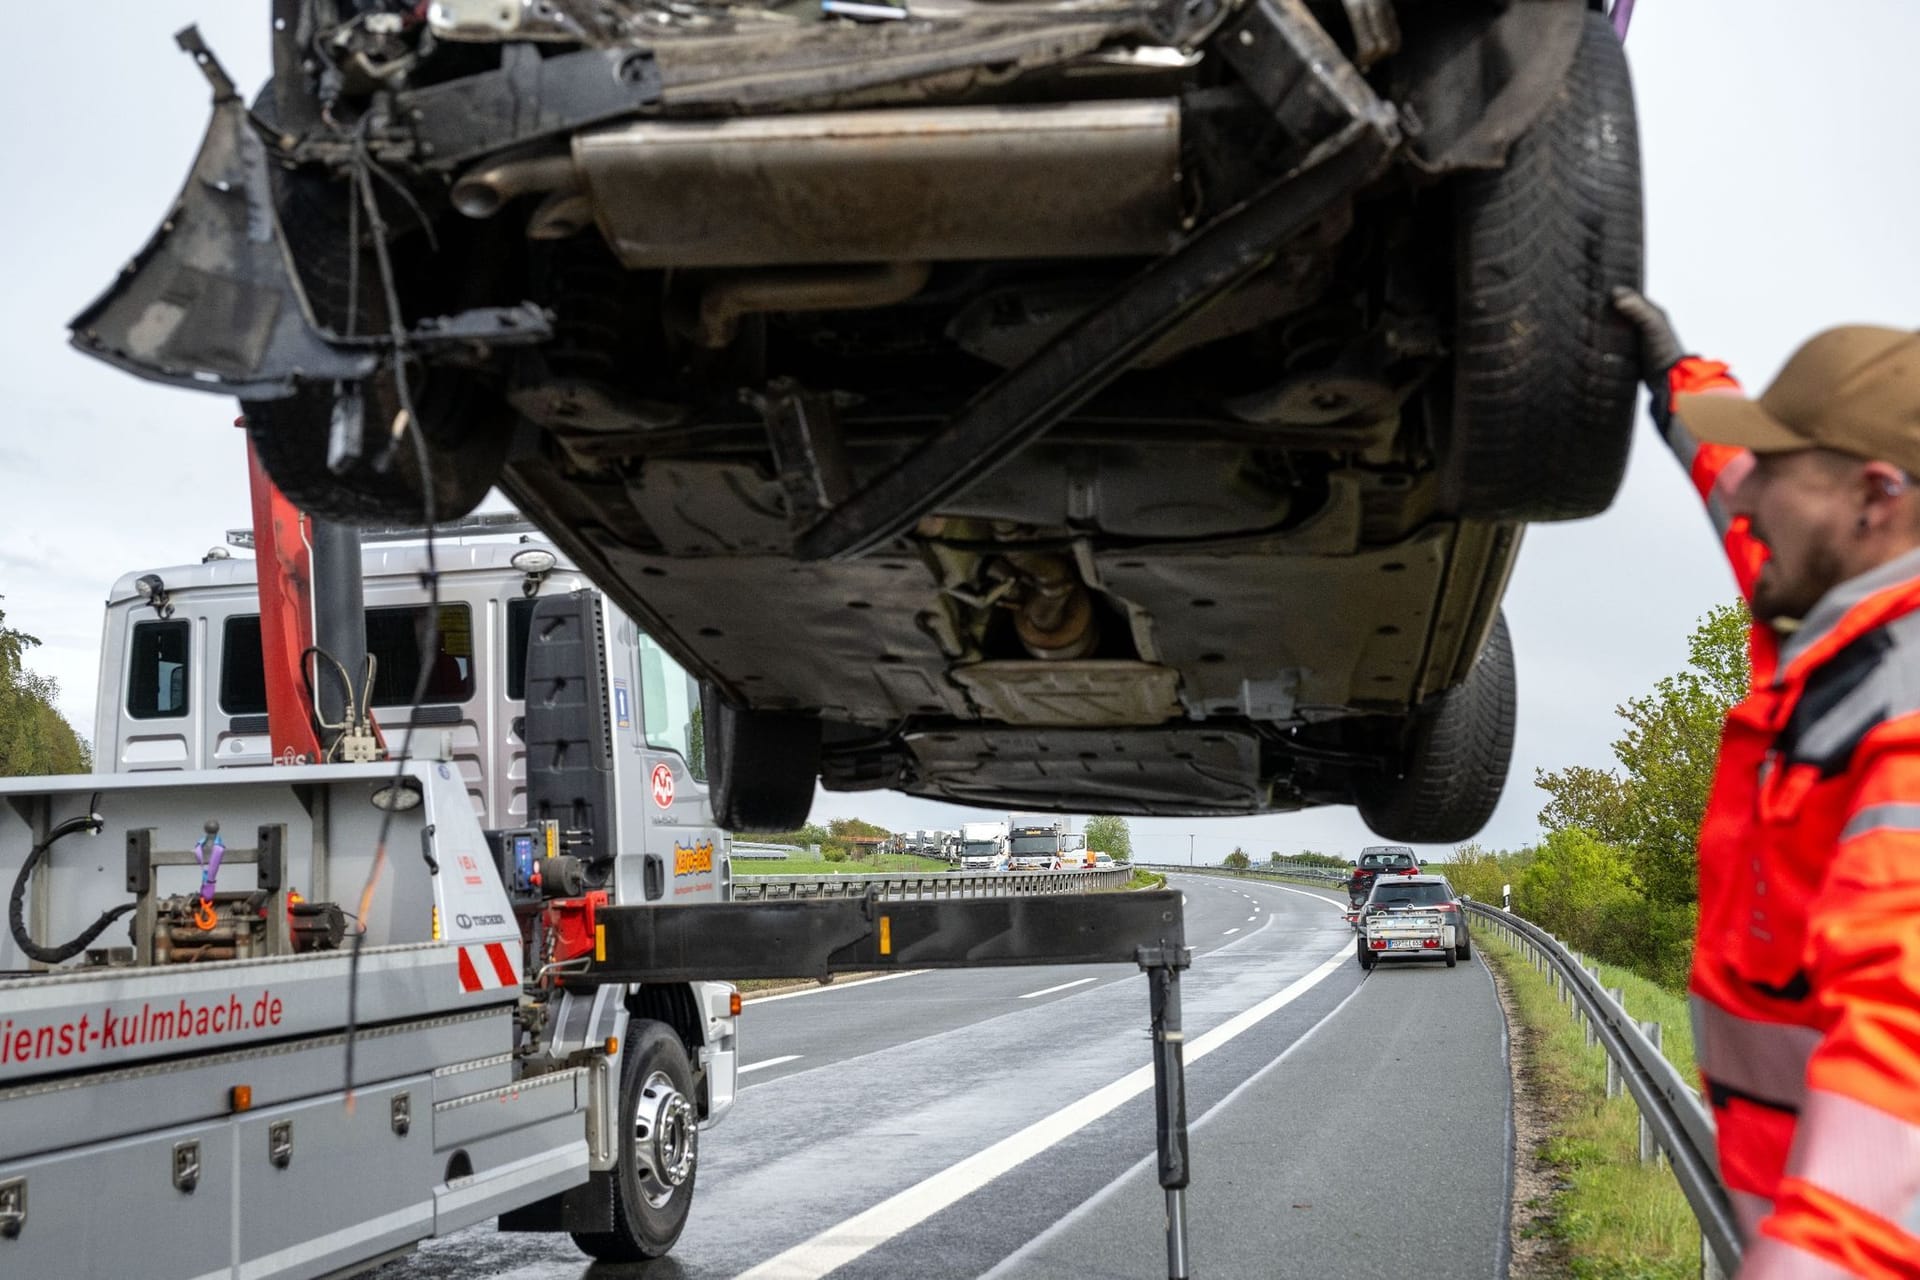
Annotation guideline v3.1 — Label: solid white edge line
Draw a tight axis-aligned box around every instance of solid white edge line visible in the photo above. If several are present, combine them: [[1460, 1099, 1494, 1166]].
[[744, 971, 928, 1003], [739, 1055, 803, 1075], [736, 945, 1354, 1280], [981, 962, 1372, 1279], [1018, 977, 1099, 1001]]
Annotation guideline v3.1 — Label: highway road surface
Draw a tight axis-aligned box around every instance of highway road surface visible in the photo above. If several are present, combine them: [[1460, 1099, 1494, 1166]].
[[372, 872, 1511, 1279]]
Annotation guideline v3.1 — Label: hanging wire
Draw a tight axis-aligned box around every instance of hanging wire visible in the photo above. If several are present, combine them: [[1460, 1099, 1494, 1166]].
[[340, 125, 445, 1110]]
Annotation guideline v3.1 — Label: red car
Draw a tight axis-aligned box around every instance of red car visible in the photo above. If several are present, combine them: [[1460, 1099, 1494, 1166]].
[[1347, 846, 1420, 908]]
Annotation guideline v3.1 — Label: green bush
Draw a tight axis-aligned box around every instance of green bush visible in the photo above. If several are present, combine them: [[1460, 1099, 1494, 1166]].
[[822, 845, 849, 863]]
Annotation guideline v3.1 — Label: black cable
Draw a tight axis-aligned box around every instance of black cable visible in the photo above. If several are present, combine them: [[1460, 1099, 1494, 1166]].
[[342, 139, 444, 1103], [9, 812, 124, 966]]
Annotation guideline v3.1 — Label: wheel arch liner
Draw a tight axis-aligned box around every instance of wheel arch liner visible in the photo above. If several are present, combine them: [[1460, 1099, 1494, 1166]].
[[1389, 0, 1589, 175], [67, 87, 375, 399]]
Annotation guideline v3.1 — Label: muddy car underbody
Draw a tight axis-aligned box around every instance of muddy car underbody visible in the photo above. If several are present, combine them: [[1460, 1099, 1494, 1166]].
[[73, 0, 1642, 838]]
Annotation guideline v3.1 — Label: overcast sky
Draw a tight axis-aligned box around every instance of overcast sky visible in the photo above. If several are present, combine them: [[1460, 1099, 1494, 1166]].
[[2, 2, 1915, 863]]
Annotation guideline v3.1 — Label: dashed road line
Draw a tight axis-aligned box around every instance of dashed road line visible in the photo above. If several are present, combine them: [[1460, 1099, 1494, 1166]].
[[740, 1055, 802, 1075], [1018, 978, 1098, 1001]]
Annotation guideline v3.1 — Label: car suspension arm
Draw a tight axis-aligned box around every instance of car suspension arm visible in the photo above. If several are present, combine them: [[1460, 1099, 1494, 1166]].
[[792, 120, 1395, 563], [570, 891, 1195, 1278]]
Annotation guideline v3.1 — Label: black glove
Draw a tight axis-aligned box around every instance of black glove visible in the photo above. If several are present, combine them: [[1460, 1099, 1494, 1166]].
[[1611, 287, 1685, 392]]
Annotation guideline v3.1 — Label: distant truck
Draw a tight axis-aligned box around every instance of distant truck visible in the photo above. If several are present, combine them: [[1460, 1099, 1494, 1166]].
[[1005, 818, 1083, 871], [959, 821, 1009, 870]]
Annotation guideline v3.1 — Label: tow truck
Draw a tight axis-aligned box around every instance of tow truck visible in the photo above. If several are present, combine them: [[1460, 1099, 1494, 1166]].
[[0, 468, 1199, 1278]]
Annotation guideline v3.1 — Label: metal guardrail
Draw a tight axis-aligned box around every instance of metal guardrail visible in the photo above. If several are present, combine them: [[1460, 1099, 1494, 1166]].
[[1134, 863, 1348, 884], [731, 841, 803, 860], [1463, 902, 1739, 1277], [731, 866, 1133, 901], [1143, 863, 1738, 1277]]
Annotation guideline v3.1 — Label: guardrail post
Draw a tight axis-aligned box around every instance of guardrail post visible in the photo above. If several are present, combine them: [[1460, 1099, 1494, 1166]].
[[1639, 1020, 1665, 1166], [1604, 988, 1625, 1096], [1702, 1234, 1730, 1280]]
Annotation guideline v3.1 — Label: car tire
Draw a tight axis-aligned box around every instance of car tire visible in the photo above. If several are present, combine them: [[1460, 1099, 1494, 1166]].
[[1444, 949, 1457, 969], [701, 684, 820, 832], [1354, 612, 1516, 844], [571, 1020, 698, 1262], [1443, 9, 1643, 521], [1457, 940, 1473, 962], [1357, 941, 1376, 972], [242, 168, 513, 526]]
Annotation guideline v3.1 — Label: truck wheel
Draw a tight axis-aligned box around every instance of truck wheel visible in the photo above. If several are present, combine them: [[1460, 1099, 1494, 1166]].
[[1442, 9, 1643, 521], [701, 684, 820, 832], [572, 1021, 699, 1262], [1354, 612, 1515, 844]]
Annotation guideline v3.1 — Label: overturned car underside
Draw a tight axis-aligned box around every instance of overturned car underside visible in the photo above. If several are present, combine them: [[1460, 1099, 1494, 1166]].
[[72, 0, 1642, 837]]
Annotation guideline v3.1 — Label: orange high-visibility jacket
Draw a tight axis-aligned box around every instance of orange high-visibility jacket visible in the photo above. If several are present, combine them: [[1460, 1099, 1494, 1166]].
[[1662, 357, 1920, 1278]]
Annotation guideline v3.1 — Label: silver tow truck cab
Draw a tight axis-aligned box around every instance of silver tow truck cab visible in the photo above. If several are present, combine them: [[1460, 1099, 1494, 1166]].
[[2, 522, 742, 1274]]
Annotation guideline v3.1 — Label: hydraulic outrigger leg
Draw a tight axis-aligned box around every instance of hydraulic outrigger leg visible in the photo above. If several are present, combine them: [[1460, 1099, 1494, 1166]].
[[570, 890, 1195, 1277]]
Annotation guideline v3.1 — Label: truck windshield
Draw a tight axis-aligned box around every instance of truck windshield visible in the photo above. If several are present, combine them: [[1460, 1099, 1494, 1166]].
[[1008, 833, 1055, 855], [962, 842, 998, 859], [218, 605, 476, 714]]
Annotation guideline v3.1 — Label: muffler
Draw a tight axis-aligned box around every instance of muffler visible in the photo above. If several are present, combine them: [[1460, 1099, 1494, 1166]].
[[453, 100, 1183, 268]]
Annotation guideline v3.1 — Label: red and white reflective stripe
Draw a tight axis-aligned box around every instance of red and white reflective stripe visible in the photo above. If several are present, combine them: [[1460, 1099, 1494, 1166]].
[[1739, 1234, 1861, 1280], [1784, 1089, 1920, 1237], [1729, 1188, 1774, 1242], [456, 941, 521, 993]]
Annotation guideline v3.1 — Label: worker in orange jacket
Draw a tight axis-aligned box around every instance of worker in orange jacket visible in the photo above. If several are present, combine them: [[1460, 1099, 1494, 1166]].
[[1617, 288, 1920, 1279]]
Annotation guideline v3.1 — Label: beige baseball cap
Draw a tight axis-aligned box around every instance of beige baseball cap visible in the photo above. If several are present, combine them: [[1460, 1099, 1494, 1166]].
[[1676, 326, 1920, 475]]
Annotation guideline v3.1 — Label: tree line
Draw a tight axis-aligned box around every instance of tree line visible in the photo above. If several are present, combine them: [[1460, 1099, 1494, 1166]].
[[1439, 602, 1747, 991], [0, 604, 90, 776]]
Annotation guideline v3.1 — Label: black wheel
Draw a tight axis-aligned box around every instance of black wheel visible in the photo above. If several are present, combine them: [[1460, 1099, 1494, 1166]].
[[1357, 940, 1376, 972], [244, 374, 512, 526], [1444, 9, 1643, 521], [1355, 612, 1516, 844], [701, 684, 820, 831], [1444, 949, 1457, 969], [1457, 938, 1473, 962], [241, 167, 514, 525], [571, 1020, 698, 1262]]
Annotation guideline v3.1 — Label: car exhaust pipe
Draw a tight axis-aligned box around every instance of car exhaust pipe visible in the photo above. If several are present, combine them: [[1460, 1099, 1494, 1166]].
[[453, 101, 1182, 268]]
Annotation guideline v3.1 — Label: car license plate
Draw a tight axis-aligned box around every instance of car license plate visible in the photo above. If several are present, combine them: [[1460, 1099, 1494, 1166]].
[[1389, 939, 1423, 950]]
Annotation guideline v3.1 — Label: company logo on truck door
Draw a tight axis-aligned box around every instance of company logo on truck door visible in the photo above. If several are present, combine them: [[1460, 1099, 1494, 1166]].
[[674, 840, 714, 876]]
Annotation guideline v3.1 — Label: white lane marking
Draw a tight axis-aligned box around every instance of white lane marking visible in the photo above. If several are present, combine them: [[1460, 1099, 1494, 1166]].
[[1018, 977, 1098, 1000], [739, 1055, 802, 1075], [736, 945, 1354, 1280], [1223, 927, 1240, 935], [746, 971, 928, 1004], [1261, 882, 1348, 911], [982, 962, 1371, 1279]]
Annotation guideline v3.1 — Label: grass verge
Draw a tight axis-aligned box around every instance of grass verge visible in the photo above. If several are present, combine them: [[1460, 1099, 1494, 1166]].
[[1120, 869, 1166, 891], [1474, 922, 1701, 1279]]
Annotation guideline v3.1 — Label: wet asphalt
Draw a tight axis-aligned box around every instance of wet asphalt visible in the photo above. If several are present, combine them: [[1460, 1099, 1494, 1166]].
[[371, 874, 1510, 1280]]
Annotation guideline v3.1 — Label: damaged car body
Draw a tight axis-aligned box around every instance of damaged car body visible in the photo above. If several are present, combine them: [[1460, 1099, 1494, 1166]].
[[72, 0, 1642, 840]]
